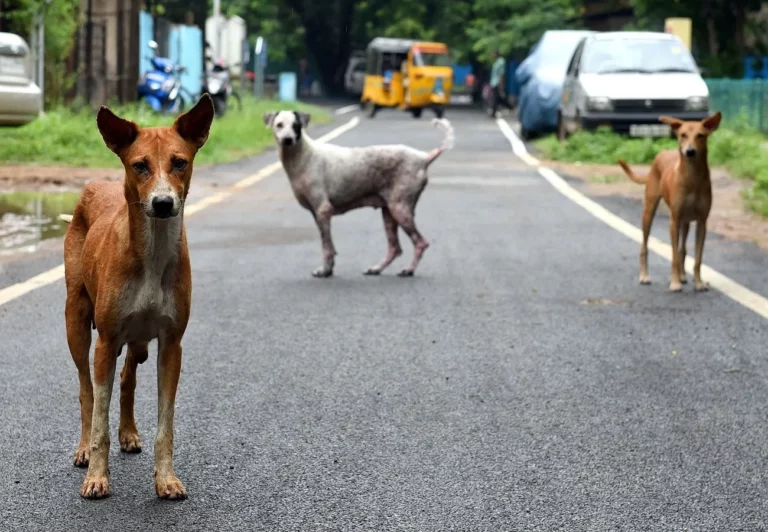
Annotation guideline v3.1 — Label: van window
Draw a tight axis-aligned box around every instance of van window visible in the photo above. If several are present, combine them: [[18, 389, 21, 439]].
[[581, 37, 698, 74]]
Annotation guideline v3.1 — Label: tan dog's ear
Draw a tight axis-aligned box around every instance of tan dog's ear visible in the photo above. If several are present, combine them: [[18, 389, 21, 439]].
[[295, 111, 310, 128], [174, 93, 215, 149], [96, 106, 139, 155], [263, 111, 276, 127], [659, 115, 684, 132], [702, 111, 722, 132]]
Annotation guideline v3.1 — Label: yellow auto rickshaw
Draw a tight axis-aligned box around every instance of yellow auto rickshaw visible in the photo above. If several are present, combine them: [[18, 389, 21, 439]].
[[360, 37, 454, 119]]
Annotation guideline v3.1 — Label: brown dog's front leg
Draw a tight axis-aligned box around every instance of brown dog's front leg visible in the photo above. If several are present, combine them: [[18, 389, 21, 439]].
[[81, 336, 118, 499], [154, 337, 187, 500], [312, 203, 335, 278], [668, 218, 683, 292], [678, 222, 690, 284], [694, 218, 708, 292]]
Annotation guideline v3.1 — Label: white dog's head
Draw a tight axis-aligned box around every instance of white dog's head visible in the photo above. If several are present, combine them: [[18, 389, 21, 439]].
[[263, 110, 311, 147]]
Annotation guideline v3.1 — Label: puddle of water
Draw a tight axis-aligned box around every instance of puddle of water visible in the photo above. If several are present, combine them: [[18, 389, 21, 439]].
[[0, 191, 80, 255]]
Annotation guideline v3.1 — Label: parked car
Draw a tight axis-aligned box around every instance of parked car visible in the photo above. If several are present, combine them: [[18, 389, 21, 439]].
[[0, 32, 41, 126], [344, 52, 366, 97], [558, 31, 710, 139], [515, 30, 594, 140]]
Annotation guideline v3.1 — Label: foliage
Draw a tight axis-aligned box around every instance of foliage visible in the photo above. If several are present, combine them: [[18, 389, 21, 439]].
[[535, 127, 768, 216], [0, 96, 330, 167], [468, 0, 582, 63], [4, 0, 80, 107]]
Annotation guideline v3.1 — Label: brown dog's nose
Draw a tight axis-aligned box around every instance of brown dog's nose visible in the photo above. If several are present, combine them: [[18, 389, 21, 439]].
[[684, 147, 696, 158], [152, 196, 175, 218]]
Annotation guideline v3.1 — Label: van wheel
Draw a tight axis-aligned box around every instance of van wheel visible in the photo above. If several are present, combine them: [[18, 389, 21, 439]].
[[410, 108, 422, 118]]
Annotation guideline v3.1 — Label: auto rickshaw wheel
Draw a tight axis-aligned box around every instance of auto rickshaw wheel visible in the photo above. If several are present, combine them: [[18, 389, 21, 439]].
[[365, 100, 378, 118], [410, 108, 422, 119], [433, 106, 445, 119]]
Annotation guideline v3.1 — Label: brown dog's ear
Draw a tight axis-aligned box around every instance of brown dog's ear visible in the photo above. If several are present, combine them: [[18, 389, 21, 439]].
[[96, 106, 139, 155], [702, 111, 722, 132], [174, 93, 215, 149], [659, 115, 684, 132], [295, 111, 310, 128], [263, 111, 276, 127]]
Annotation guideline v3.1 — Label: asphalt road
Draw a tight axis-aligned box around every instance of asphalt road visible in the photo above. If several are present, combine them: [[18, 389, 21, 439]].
[[2, 107, 768, 531]]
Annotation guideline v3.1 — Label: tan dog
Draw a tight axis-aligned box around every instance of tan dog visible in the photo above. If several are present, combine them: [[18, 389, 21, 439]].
[[62, 95, 214, 499], [618, 112, 722, 292]]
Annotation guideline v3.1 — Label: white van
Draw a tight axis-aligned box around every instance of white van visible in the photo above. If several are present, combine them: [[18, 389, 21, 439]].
[[558, 31, 710, 139]]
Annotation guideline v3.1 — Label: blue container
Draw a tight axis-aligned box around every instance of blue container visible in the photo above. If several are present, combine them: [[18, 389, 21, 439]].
[[279, 72, 297, 102]]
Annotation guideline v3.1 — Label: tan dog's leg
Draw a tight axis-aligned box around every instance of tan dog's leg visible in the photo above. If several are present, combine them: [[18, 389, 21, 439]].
[[639, 194, 661, 285], [119, 343, 148, 453], [154, 338, 187, 499], [694, 218, 709, 292], [65, 288, 93, 467], [668, 216, 684, 292], [81, 336, 118, 499], [678, 222, 690, 285]]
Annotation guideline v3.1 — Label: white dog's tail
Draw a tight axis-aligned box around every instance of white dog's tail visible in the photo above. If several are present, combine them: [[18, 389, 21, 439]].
[[58, 214, 73, 223], [424, 118, 454, 167]]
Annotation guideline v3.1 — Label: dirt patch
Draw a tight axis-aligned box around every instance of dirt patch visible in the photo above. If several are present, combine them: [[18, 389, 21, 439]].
[[0, 165, 123, 192], [545, 160, 768, 251]]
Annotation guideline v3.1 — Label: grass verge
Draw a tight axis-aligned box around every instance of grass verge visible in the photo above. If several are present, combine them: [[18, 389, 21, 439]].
[[0, 97, 331, 168], [535, 126, 768, 217]]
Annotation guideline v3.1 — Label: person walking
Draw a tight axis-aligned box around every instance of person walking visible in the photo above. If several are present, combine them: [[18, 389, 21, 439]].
[[489, 50, 513, 118]]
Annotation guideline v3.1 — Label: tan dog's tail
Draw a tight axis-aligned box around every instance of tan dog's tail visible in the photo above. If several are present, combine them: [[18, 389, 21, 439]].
[[617, 159, 647, 185], [58, 214, 73, 223], [424, 118, 454, 167]]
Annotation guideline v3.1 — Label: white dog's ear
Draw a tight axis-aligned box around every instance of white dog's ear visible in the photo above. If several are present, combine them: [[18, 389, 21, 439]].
[[263, 112, 276, 127], [295, 111, 311, 128]]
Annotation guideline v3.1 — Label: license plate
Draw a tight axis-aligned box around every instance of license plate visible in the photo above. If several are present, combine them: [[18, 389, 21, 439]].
[[629, 124, 671, 137], [0, 56, 25, 76]]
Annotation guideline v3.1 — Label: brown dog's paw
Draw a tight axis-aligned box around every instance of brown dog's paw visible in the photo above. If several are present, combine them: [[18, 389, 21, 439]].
[[397, 269, 414, 277], [119, 430, 142, 454], [669, 281, 684, 293], [639, 275, 651, 285], [80, 475, 110, 499], [73, 446, 90, 468], [155, 475, 187, 500], [695, 282, 709, 292]]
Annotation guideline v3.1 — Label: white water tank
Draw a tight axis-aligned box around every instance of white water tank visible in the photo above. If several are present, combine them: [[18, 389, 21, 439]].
[[205, 15, 247, 75]]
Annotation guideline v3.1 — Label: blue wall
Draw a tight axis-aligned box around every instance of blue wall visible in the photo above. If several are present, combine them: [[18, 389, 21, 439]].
[[168, 24, 203, 98], [138, 11, 154, 80]]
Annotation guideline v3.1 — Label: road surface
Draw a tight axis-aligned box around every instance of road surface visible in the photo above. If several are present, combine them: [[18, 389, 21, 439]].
[[1, 107, 767, 531]]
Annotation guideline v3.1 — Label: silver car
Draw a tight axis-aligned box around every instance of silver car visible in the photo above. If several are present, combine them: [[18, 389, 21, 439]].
[[0, 32, 42, 126]]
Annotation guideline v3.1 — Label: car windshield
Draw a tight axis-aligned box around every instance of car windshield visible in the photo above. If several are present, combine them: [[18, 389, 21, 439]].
[[413, 49, 451, 67], [580, 37, 698, 74]]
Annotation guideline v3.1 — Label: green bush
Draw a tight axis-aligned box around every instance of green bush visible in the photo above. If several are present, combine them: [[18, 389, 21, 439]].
[[0, 97, 331, 168]]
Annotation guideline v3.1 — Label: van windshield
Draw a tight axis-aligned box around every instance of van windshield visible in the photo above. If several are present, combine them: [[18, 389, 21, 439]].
[[581, 37, 698, 74], [413, 49, 451, 67]]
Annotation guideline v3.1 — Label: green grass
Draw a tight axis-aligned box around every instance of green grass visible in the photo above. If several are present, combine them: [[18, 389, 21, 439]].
[[0, 97, 331, 168], [535, 126, 768, 216]]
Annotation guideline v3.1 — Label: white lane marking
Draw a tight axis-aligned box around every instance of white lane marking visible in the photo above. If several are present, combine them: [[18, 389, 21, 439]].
[[496, 117, 768, 321], [335, 104, 359, 116], [0, 116, 361, 309]]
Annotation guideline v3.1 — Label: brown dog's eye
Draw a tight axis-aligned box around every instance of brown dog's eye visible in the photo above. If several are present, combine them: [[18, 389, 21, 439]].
[[696, 133, 705, 139], [680, 133, 688, 139], [132, 162, 148, 173], [172, 158, 188, 171]]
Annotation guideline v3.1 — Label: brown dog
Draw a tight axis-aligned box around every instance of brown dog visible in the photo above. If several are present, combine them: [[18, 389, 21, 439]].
[[62, 95, 214, 499], [618, 112, 722, 292]]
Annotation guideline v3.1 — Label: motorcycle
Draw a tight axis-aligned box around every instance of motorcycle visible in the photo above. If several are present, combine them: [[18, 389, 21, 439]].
[[202, 43, 242, 118], [137, 40, 188, 114]]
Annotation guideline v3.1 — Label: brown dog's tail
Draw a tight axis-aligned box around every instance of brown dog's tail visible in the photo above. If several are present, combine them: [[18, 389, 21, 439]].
[[617, 159, 648, 185], [424, 118, 455, 168], [58, 214, 73, 224]]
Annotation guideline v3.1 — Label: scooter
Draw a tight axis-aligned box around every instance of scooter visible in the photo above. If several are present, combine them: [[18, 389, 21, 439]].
[[202, 43, 241, 118], [137, 40, 187, 114]]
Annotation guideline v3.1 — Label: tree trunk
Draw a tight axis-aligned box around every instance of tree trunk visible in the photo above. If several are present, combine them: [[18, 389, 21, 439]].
[[732, 1, 748, 54], [703, 0, 719, 56]]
